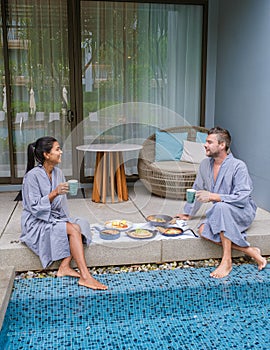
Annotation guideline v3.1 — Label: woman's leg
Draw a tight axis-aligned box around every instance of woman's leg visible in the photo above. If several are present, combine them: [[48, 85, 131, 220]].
[[66, 222, 108, 290]]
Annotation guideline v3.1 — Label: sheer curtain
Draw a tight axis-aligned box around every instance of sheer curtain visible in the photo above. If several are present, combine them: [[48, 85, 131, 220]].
[[5, 0, 71, 177], [80, 1, 203, 176], [0, 9, 10, 178], [167, 6, 202, 124]]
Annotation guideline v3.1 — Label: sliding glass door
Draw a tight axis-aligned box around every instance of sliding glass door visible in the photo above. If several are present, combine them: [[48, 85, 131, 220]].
[[0, 0, 206, 184], [79, 1, 205, 178], [0, 0, 73, 182]]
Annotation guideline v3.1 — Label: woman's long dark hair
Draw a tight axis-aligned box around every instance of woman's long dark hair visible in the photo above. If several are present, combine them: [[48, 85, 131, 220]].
[[26, 136, 57, 173]]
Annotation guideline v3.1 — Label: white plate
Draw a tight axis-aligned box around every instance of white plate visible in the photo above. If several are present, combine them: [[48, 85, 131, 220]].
[[104, 220, 133, 231], [126, 228, 156, 240]]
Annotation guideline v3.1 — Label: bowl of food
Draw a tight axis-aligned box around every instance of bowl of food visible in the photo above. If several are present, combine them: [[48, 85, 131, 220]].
[[99, 229, 120, 240], [146, 214, 173, 227]]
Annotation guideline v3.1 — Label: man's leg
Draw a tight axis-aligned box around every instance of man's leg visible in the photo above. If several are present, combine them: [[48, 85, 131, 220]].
[[57, 255, 81, 278], [198, 224, 267, 277], [230, 244, 267, 270], [210, 232, 233, 278]]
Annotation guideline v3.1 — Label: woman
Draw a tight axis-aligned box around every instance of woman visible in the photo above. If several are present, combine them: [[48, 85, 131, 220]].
[[20, 136, 107, 290]]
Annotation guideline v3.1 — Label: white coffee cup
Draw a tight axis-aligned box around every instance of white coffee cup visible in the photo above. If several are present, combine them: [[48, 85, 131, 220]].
[[68, 179, 79, 196]]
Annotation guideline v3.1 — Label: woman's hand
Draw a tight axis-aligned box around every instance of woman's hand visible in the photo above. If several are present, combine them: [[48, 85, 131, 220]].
[[56, 182, 69, 195], [48, 182, 69, 202]]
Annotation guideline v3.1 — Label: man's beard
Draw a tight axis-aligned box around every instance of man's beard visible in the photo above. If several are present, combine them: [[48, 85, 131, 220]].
[[206, 150, 219, 158]]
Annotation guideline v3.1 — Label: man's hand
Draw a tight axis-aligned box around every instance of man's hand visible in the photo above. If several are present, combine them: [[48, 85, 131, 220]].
[[175, 214, 190, 220], [196, 190, 210, 203]]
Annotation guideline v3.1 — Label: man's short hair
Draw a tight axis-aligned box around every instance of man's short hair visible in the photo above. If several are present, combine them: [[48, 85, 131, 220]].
[[208, 126, 231, 152]]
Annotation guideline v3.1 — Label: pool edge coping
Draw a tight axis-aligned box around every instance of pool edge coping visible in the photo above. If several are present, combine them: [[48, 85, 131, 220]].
[[0, 266, 15, 331]]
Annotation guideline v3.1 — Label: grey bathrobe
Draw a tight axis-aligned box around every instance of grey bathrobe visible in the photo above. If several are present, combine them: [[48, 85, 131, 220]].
[[20, 164, 91, 268], [183, 153, 257, 247]]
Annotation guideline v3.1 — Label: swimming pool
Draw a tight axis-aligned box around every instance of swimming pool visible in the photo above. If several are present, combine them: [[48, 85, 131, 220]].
[[1, 264, 270, 349]]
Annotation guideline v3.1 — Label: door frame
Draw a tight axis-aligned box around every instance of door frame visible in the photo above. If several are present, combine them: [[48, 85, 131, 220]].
[[67, 0, 84, 181]]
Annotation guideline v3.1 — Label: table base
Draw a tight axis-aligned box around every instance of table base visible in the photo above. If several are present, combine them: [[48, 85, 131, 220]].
[[92, 151, 128, 203]]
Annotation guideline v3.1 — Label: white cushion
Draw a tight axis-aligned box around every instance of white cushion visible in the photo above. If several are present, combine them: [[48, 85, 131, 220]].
[[180, 140, 206, 164], [152, 160, 200, 173]]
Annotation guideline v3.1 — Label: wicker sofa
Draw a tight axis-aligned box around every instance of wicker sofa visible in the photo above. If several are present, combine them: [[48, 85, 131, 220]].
[[138, 125, 208, 199]]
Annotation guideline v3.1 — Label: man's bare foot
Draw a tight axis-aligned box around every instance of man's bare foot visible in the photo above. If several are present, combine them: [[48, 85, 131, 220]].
[[251, 247, 267, 271], [78, 276, 108, 290], [57, 266, 81, 278], [210, 260, 232, 279]]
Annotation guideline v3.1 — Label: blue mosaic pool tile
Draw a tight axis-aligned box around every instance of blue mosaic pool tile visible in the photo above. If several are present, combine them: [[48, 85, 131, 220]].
[[1, 264, 270, 349], [6, 266, 270, 330], [4, 305, 270, 349]]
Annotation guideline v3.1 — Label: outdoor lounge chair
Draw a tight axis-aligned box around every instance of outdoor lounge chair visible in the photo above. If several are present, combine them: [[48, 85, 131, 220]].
[[138, 125, 208, 199]]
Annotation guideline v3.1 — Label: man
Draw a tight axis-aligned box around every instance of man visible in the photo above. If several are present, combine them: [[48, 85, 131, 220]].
[[178, 126, 267, 278]]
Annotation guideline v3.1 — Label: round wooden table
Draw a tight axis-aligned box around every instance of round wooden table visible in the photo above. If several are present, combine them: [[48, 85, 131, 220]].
[[76, 143, 142, 203]]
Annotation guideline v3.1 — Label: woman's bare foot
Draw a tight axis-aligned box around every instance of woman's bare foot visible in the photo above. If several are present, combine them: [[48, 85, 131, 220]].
[[210, 259, 232, 278], [78, 275, 108, 290], [251, 247, 267, 271], [57, 266, 81, 278]]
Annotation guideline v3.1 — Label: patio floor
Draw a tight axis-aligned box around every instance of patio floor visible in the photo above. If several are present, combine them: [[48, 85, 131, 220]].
[[1, 180, 270, 329]]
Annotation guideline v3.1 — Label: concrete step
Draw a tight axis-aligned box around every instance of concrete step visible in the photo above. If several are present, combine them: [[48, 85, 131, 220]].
[[1, 191, 270, 271]]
